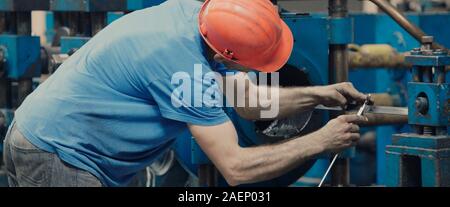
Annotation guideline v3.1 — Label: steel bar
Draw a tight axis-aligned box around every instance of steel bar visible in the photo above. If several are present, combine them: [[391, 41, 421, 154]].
[[368, 0, 447, 51], [328, 0, 351, 187], [15, 12, 33, 107], [348, 44, 410, 69], [315, 105, 408, 125], [316, 105, 408, 115], [347, 112, 408, 126], [0, 79, 11, 108], [198, 164, 217, 187], [370, 93, 398, 106]]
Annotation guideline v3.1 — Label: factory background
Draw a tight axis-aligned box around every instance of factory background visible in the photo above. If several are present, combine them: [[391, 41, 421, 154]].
[[0, 0, 449, 187]]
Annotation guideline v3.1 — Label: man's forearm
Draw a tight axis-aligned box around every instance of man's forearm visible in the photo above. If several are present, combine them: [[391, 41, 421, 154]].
[[276, 86, 320, 119], [235, 86, 320, 120], [227, 131, 325, 185]]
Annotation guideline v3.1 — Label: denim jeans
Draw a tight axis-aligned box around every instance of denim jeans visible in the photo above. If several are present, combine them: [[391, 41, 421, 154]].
[[2, 123, 103, 187]]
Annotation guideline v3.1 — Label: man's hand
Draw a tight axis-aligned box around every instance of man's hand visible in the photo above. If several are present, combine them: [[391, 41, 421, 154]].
[[189, 121, 329, 186], [315, 82, 367, 108], [314, 114, 368, 153]]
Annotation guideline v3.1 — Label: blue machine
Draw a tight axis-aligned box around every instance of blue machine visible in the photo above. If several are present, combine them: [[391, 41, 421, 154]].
[[174, 11, 450, 187], [50, 0, 165, 11], [0, 0, 47, 79], [1, 0, 449, 187], [182, 12, 357, 187], [0, 0, 49, 187], [386, 37, 450, 187], [0, 0, 47, 154], [0, 35, 41, 79], [350, 13, 450, 185], [49, 0, 165, 55], [60, 37, 90, 54]]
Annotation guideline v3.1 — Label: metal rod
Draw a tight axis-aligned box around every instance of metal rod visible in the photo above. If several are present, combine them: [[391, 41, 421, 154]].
[[346, 112, 408, 126], [16, 12, 32, 35], [17, 79, 33, 107], [330, 158, 350, 186], [198, 164, 217, 187], [198, 164, 208, 187], [318, 154, 339, 187], [14, 12, 33, 107], [330, 45, 349, 82], [436, 67, 446, 84], [328, 0, 349, 83], [0, 79, 11, 108], [328, 0, 351, 187], [370, 93, 398, 106], [90, 12, 106, 36], [348, 44, 410, 69], [367, 0, 447, 51]]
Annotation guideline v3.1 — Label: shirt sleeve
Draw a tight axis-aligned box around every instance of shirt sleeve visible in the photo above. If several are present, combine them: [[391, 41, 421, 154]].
[[146, 75, 230, 126]]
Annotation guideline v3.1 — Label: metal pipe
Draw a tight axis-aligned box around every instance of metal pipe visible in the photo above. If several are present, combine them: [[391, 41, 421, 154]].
[[349, 44, 450, 70], [328, 0, 349, 83], [436, 67, 446, 84], [331, 159, 350, 187], [90, 12, 107, 36], [367, 0, 447, 51], [370, 93, 401, 106], [17, 79, 33, 107], [198, 164, 217, 187], [330, 45, 349, 82], [16, 12, 32, 35], [0, 79, 11, 108], [328, 0, 351, 187], [348, 44, 410, 69], [15, 12, 33, 107], [352, 112, 408, 126]]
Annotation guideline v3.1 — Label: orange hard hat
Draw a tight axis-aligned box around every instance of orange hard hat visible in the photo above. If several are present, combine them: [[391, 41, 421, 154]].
[[199, 0, 294, 73]]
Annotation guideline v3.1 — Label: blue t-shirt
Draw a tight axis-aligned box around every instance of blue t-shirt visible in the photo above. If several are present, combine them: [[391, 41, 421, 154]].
[[14, 0, 229, 187]]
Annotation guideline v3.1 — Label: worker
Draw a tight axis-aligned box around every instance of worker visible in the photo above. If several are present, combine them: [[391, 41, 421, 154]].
[[2, 0, 367, 187]]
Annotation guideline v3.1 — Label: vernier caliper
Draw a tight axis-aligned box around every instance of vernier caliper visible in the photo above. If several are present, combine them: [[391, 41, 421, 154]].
[[318, 94, 372, 187]]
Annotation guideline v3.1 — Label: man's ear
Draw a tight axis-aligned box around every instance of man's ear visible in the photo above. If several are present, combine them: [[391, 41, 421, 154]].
[[214, 54, 226, 63]]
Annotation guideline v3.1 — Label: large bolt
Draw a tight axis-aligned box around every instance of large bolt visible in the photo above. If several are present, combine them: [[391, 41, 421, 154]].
[[415, 96, 429, 115], [421, 36, 434, 44], [420, 36, 434, 54]]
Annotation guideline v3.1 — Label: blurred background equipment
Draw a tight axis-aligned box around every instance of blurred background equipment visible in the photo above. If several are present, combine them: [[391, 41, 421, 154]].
[[0, 0, 449, 187]]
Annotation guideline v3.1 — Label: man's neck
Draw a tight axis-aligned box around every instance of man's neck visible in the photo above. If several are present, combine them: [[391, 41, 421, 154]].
[[205, 44, 216, 63]]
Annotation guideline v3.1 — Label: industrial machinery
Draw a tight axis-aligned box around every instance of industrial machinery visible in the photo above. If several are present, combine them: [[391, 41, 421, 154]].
[[0, 0, 50, 187], [0, 0, 167, 187], [179, 0, 450, 187], [45, 0, 165, 74], [386, 36, 449, 186], [0, 0, 48, 163], [0, 0, 449, 187]]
